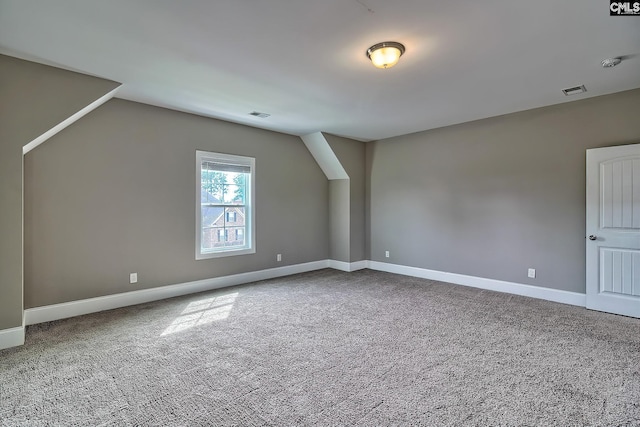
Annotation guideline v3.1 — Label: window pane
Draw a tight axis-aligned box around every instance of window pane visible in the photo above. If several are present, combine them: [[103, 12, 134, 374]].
[[234, 173, 246, 204], [200, 170, 248, 203], [201, 227, 214, 250], [224, 208, 238, 224], [232, 207, 245, 222], [233, 173, 246, 186], [227, 227, 245, 247], [201, 170, 227, 202], [202, 206, 224, 228], [231, 173, 247, 204], [223, 185, 242, 204], [202, 226, 226, 250]]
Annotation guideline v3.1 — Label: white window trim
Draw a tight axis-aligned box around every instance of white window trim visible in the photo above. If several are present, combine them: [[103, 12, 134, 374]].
[[196, 150, 256, 260]]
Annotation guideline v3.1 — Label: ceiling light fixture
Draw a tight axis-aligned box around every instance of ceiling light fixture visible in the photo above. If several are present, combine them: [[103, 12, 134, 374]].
[[601, 57, 622, 68], [366, 41, 405, 69]]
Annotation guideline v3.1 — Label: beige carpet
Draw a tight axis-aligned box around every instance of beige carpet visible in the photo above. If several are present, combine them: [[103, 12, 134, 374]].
[[1, 269, 639, 426]]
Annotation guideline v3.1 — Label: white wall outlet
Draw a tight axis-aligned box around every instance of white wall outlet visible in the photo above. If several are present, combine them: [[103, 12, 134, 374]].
[[276, 254, 282, 262], [385, 251, 390, 258], [527, 268, 536, 279], [130, 273, 138, 284]]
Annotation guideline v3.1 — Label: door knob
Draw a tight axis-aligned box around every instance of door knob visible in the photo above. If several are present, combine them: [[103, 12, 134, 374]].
[[588, 235, 597, 241]]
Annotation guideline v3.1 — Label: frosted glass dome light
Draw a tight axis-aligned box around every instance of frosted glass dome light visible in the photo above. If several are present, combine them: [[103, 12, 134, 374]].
[[366, 42, 405, 69]]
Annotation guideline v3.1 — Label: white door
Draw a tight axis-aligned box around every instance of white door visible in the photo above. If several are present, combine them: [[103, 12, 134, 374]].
[[586, 143, 640, 318]]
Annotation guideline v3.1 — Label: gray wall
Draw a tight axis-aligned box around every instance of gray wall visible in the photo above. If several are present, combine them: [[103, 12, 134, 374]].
[[0, 55, 118, 329], [328, 180, 350, 262], [325, 134, 366, 262], [370, 89, 640, 293], [364, 141, 373, 260], [24, 99, 328, 308]]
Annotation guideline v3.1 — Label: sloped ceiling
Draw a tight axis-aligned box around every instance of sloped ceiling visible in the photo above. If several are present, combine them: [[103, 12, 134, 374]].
[[1, 0, 639, 141]]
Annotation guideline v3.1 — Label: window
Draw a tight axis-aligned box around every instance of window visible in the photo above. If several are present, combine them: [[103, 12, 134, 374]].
[[196, 151, 255, 259]]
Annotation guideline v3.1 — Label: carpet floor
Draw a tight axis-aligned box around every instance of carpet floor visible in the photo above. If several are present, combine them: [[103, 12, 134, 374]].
[[1, 269, 639, 426]]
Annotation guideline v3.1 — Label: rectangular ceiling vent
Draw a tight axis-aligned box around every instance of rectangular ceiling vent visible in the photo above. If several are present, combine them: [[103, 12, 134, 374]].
[[562, 85, 587, 96], [249, 111, 271, 118]]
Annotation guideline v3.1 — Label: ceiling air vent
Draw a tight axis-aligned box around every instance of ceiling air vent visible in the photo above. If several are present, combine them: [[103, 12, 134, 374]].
[[562, 85, 587, 96], [249, 111, 271, 118]]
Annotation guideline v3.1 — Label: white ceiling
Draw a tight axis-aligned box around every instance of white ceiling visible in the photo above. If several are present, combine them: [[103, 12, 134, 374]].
[[1, 0, 639, 141]]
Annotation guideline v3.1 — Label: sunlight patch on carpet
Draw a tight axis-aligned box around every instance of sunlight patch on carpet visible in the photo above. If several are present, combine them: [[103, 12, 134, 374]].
[[161, 292, 238, 336]]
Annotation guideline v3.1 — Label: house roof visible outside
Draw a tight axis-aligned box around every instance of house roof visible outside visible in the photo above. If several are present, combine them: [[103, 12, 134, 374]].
[[0, 0, 638, 141], [201, 189, 245, 228]]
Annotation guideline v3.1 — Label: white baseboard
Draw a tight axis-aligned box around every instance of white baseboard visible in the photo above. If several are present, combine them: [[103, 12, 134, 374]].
[[368, 261, 586, 307], [328, 259, 368, 272], [24, 260, 330, 326], [0, 325, 25, 351], [17, 259, 586, 344]]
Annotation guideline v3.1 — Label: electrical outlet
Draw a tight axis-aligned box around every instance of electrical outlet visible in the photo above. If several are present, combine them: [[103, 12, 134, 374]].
[[277, 254, 282, 262], [130, 273, 138, 284], [385, 251, 390, 258], [527, 268, 536, 279]]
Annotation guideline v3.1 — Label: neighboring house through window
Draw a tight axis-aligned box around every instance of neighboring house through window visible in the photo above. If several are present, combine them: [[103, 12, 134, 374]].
[[196, 150, 255, 259]]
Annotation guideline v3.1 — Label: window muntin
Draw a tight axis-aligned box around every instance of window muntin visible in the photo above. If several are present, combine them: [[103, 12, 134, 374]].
[[196, 151, 255, 259]]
